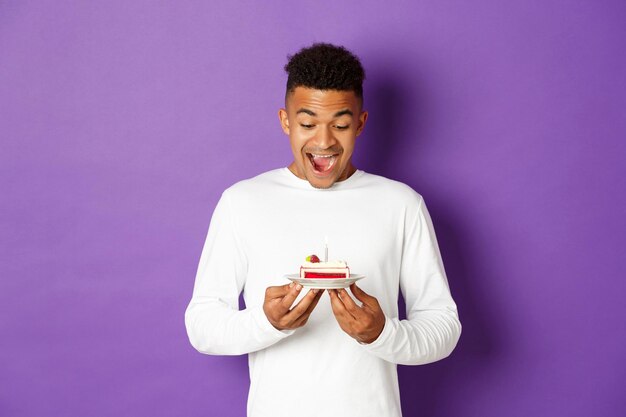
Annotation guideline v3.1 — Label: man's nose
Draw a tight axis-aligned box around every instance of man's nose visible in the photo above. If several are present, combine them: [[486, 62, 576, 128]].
[[316, 126, 335, 149]]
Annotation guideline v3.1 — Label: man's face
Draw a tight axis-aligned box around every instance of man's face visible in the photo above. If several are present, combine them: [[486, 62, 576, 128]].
[[279, 87, 368, 189]]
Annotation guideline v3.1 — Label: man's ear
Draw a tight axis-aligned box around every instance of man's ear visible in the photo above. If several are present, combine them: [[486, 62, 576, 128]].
[[356, 110, 368, 136], [278, 108, 290, 135]]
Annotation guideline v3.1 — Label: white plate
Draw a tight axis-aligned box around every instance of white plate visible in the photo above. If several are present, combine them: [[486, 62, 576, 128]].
[[284, 274, 365, 289]]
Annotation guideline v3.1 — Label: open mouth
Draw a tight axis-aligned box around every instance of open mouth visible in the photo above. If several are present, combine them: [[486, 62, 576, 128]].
[[307, 153, 337, 174]]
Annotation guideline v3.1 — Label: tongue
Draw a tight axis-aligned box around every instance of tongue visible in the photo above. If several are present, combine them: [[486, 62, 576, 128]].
[[312, 156, 333, 172]]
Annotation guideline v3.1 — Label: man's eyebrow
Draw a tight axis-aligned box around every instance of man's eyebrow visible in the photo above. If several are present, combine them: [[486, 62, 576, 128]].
[[296, 108, 316, 116], [333, 109, 353, 118], [295, 108, 354, 117]]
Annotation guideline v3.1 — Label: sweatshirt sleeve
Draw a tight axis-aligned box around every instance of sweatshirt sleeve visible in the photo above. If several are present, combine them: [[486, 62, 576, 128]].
[[184, 190, 293, 356], [363, 196, 461, 365]]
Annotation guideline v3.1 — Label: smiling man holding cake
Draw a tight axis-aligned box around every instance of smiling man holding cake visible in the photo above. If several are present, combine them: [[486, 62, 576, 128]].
[[185, 43, 461, 417]]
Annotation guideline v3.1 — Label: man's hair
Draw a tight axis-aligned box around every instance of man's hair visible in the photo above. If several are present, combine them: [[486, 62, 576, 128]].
[[284, 43, 365, 99]]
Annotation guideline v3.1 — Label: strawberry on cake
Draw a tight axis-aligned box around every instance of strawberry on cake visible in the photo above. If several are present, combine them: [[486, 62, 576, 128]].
[[300, 254, 350, 279]]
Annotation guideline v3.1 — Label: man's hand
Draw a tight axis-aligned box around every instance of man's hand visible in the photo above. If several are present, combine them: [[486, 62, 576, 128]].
[[263, 282, 324, 330], [328, 283, 385, 344]]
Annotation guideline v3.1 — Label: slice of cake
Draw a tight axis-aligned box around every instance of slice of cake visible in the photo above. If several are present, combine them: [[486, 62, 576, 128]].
[[300, 254, 350, 279]]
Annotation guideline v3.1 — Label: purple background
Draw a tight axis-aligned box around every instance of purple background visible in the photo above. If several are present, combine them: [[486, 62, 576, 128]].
[[1, 1, 625, 416]]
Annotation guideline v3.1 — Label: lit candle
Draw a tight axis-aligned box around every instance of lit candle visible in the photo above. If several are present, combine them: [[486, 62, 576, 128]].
[[324, 236, 328, 262]]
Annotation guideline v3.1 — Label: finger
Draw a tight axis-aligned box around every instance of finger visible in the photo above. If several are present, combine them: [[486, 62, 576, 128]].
[[303, 288, 324, 315], [349, 283, 378, 308], [337, 288, 363, 316], [291, 290, 324, 327], [279, 283, 303, 310], [284, 288, 321, 321], [328, 289, 356, 320], [265, 283, 294, 300]]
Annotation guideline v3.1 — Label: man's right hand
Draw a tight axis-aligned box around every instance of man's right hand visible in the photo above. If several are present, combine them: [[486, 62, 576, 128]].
[[263, 282, 323, 330]]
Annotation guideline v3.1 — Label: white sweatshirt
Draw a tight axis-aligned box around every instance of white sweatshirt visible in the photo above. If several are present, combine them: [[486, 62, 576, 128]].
[[185, 168, 461, 417]]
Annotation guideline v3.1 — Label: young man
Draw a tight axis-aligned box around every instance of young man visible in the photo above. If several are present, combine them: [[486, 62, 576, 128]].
[[185, 43, 461, 417]]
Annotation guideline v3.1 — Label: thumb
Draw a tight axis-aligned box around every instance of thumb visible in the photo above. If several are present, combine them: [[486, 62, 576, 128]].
[[350, 283, 376, 306], [265, 282, 295, 300]]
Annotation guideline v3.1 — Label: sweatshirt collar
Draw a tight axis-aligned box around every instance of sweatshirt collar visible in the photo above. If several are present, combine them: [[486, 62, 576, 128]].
[[281, 167, 365, 190]]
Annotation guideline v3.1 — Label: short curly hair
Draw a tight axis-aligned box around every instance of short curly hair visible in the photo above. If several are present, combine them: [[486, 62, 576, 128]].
[[284, 43, 365, 99]]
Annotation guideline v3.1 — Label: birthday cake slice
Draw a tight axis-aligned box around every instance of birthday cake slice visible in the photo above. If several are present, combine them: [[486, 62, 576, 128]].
[[300, 254, 350, 279]]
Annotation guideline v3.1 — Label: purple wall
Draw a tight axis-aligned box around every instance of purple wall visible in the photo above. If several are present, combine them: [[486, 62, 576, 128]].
[[1, 1, 624, 416]]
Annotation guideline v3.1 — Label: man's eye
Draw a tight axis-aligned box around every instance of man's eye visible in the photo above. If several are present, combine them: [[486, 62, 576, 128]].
[[300, 124, 314, 129], [335, 125, 350, 130]]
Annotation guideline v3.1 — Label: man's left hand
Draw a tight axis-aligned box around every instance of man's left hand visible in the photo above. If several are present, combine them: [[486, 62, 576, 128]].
[[328, 283, 385, 344]]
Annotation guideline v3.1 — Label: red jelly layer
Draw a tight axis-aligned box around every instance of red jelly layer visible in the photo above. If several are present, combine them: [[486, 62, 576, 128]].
[[304, 272, 347, 279]]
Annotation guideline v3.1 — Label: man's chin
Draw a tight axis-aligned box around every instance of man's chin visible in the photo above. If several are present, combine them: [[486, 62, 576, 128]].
[[305, 172, 337, 189], [309, 181, 334, 189]]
